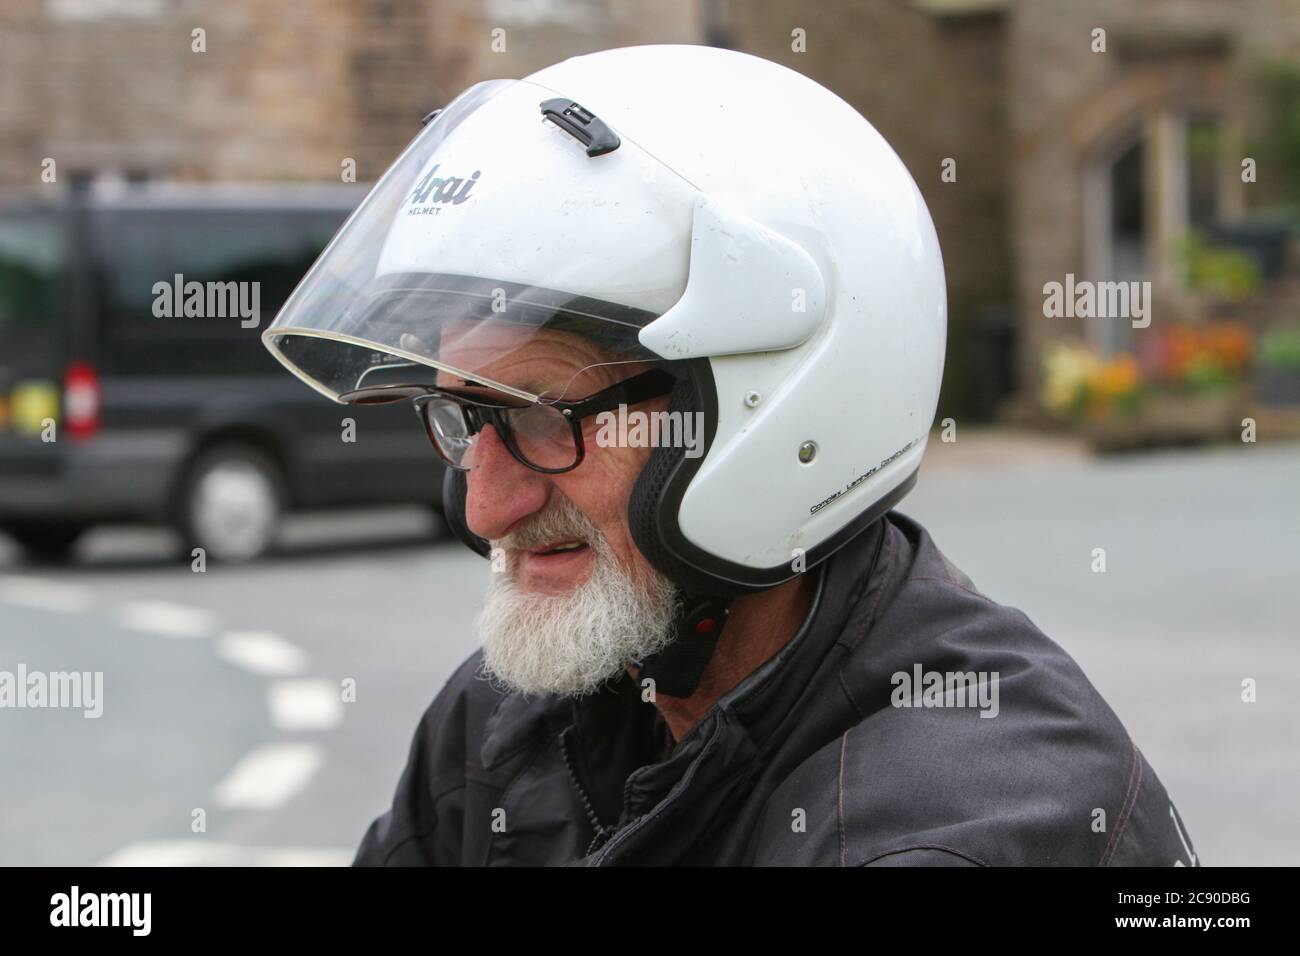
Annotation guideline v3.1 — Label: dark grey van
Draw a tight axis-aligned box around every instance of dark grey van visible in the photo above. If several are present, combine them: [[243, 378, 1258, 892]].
[[0, 182, 444, 562]]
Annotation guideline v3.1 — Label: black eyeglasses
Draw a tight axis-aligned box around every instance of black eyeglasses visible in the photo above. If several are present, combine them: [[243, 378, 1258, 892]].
[[341, 367, 680, 474]]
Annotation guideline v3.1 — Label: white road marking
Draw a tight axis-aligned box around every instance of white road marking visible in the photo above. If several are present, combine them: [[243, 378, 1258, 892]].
[[98, 840, 352, 867], [217, 630, 310, 676], [267, 679, 344, 731], [3, 576, 346, 845], [0, 576, 92, 613], [213, 742, 324, 810], [118, 600, 216, 638]]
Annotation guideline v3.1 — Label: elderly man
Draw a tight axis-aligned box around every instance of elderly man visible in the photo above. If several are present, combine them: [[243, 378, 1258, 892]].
[[263, 46, 1196, 866]]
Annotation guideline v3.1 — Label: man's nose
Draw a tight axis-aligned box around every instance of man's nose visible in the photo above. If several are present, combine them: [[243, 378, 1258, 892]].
[[463, 422, 550, 541]]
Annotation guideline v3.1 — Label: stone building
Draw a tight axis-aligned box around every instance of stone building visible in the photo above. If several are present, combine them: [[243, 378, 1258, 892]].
[[2, 0, 1297, 417], [718, 0, 1300, 415]]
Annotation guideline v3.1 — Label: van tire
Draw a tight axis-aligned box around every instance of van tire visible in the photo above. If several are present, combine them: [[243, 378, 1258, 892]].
[[176, 443, 285, 563]]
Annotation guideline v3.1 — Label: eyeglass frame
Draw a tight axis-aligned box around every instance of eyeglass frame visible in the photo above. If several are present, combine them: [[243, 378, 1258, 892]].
[[339, 365, 681, 475]]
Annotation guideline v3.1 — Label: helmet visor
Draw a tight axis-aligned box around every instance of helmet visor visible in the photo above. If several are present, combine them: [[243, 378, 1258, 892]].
[[262, 77, 702, 404]]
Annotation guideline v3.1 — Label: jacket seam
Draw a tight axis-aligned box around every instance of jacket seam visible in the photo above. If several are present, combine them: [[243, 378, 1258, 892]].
[[379, 825, 439, 865], [838, 729, 849, 866], [377, 782, 465, 865], [907, 575, 998, 606], [855, 844, 989, 867], [1098, 734, 1143, 866]]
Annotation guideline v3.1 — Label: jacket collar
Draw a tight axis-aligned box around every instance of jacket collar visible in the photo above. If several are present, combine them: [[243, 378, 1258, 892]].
[[579, 518, 889, 839], [719, 517, 885, 747]]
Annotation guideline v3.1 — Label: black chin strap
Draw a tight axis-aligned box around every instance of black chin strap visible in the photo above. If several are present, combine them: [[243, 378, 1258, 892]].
[[634, 594, 732, 699]]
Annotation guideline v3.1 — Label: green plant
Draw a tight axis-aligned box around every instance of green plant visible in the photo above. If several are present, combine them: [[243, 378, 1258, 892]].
[[1171, 232, 1262, 301], [1257, 324, 1300, 370]]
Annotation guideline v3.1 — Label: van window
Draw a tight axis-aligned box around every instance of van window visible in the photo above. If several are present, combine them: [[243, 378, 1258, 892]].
[[0, 211, 66, 380], [94, 209, 345, 375]]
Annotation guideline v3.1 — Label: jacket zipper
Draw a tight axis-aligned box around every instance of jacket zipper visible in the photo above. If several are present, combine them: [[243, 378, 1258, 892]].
[[558, 726, 618, 856], [586, 733, 714, 866]]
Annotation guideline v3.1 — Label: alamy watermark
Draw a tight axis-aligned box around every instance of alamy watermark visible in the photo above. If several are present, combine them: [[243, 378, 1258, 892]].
[[594, 404, 704, 458], [50, 886, 150, 936], [1043, 273, 1151, 329], [890, 664, 999, 718], [152, 273, 261, 328], [1, 665, 102, 718]]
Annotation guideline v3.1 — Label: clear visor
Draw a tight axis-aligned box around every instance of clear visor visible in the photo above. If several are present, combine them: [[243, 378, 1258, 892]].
[[262, 78, 702, 404]]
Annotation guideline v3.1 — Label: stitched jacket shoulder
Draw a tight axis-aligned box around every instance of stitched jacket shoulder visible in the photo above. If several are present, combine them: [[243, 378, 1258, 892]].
[[747, 514, 1197, 866]]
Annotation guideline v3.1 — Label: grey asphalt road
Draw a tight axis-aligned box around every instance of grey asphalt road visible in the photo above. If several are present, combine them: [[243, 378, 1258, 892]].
[[0, 510, 484, 866], [1, 437, 1296, 865]]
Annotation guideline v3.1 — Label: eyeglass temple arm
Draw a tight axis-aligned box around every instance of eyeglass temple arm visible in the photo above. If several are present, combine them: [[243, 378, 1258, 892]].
[[564, 367, 681, 418]]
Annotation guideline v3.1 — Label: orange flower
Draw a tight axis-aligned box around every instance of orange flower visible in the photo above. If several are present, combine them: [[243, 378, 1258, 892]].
[[1081, 353, 1141, 415], [1167, 326, 1198, 379], [1203, 322, 1251, 374], [1088, 354, 1140, 398]]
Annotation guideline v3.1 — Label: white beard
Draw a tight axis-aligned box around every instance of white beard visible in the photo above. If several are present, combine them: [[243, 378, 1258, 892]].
[[475, 498, 680, 698]]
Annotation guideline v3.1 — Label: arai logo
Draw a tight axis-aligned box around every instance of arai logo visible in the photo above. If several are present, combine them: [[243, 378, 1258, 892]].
[[408, 163, 480, 212]]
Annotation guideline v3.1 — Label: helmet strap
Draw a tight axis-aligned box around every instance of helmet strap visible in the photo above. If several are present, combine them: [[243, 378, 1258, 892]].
[[635, 594, 731, 699]]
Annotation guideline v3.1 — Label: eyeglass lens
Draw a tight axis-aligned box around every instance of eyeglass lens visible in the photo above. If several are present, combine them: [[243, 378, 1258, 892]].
[[421, 397, 578, 472]]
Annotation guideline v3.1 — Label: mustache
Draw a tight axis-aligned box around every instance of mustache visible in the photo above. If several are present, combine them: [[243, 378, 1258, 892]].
[[493, 496, 605, 553]]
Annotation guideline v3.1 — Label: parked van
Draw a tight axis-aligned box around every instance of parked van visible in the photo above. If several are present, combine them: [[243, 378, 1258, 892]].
[[0, 182, 445, 562]]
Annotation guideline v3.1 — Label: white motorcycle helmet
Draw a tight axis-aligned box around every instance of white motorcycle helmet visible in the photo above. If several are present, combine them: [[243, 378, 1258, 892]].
[[263, 45, 945, 689]]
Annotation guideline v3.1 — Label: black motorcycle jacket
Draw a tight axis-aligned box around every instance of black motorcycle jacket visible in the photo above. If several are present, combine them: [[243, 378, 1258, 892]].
[[354, 512, 1197, 866]]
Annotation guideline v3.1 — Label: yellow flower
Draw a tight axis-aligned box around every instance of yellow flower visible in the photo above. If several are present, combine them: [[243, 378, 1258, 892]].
[[1041, 343, 1099, 415]]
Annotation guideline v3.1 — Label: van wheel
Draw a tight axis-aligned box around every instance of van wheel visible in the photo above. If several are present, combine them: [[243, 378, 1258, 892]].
[[177, 444, 284, 563], [2, 520, 87, 564]]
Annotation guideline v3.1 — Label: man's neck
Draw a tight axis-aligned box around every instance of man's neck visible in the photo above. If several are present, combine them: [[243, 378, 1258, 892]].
[[649, 574, 816, 742]]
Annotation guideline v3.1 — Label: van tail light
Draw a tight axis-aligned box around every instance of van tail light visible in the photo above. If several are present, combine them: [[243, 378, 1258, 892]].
[[63, 361, 101, 441]]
